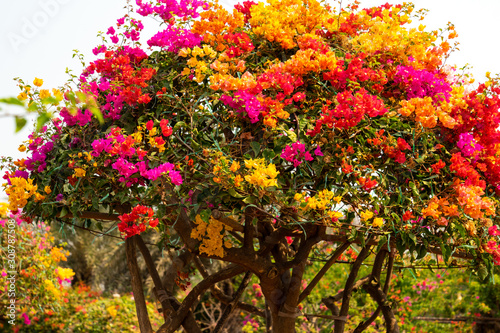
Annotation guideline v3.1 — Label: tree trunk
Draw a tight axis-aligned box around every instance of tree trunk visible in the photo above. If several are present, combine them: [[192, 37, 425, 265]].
[[270, 309, 298, 333]]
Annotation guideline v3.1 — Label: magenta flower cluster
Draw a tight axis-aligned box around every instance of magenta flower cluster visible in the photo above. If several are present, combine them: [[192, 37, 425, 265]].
[[393, 65, 452, 102], [489, 225, 500, 236], [60, 107, 93, 127], [25, 137, 54, 173], [280, 142, 320, 167], [91, 128, 182, 187], [147, 26, 202, 53], [135, 0, 208, 22], [220, 90, 264, 123], [457, 132, 483, 159], [112, 158, 181, 186], [106, 17, 144, 44]]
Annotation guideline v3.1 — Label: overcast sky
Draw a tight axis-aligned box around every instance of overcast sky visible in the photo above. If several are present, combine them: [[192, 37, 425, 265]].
[[1, 0, 500, 199]]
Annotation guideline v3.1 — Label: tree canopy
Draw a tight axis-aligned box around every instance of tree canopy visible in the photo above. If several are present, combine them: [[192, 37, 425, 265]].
[[3, 0, 500, 332]]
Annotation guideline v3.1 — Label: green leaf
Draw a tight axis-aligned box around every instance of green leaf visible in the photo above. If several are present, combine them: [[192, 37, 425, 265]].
[[200, 209, 211, 223], [173, 121, 187, 132], [92, 196, 99, 210], [95, 222, 103, 231], [250, 141, 260, 156], [408, 233, 417, 245], [243, 196, 256, 204], [60, 207, 68, 218], [228, 188, 245, 198], [440, 242, 451, 264], [36, 112, 52, 130], [28, 102, 39, 112], [75, 91, 87, 102], [423, 174, 439, 181], [66, 91, 77, 105], [263, 149, 276, 161], [0, 97, 24, 106], [15, 116, 27, 132], [478, 265, 488, 281], [89, 106, 104, 124], [347, 228, 357, 242], [416, 244, 427, 259], [396, 237, 405, 258], [41, 96, 60, 105]]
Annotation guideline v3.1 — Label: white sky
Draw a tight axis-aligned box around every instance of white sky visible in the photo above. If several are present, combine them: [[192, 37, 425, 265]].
[[1, 0, 500, 199]]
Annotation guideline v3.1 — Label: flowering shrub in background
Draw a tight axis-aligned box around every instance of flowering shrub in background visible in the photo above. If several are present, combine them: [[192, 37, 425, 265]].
[[0, 209, 162, 332]]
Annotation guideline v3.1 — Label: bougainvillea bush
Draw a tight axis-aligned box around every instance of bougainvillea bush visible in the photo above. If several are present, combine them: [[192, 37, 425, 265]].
[[3, 0, 500, 331]]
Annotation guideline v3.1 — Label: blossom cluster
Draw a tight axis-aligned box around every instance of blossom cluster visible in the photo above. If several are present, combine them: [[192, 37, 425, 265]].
[[191, 214, 232, 258], [399, 97, 454, 129], [280, 142, 315, 167], [244, 159, 279, 188], [457, 132, 483, 160], [308, 88, 387, 135], [5, 0, 500, 276], [81, 46, 156, 119], [4, 177, 39, 211], [211, 154, 243, 189], [90, 122, 181, 187], [117, 205, 159, 238], [368, 131, 412, 164], [148, 26, 202, 53], [295, 190, 343, 223], [360, 210, 384, 228], [394, 65, 452, 102], [220, 89, 264, 123]]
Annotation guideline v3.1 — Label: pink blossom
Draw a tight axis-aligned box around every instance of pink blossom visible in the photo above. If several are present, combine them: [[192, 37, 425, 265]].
[[488, 225, 500, 236], [314, 146, 323, 156], [92, 45, 107, 56], [220, 90, 263, 123], [22, 313, 31, 325], [148, 26, 202, 53], [457, 132, 483, 159], [394, 65, 452, 102], [281, 142, 314, 167]]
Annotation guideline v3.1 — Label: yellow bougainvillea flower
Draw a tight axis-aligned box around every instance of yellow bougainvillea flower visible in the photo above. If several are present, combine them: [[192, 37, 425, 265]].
[[33, 77, 43, 87], [17, 92, 28, 101], [74, 168, 86, 177], [5, 177, 38, 211], [107, 306, 118, 318], [55, 267, 75, 281], [229, 161, 240, 172], [44, 279, 61, 298], [372, 217, 384, 228], [0, 202, 9, 217], [39, 89, 50, 99], [360, 210, 374, 221], [234, 174, 243, 187], [328, 211, 344, 220]]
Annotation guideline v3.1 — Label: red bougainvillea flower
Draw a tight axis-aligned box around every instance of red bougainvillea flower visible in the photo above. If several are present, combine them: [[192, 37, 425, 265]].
[[118, 205, 159, 238]]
